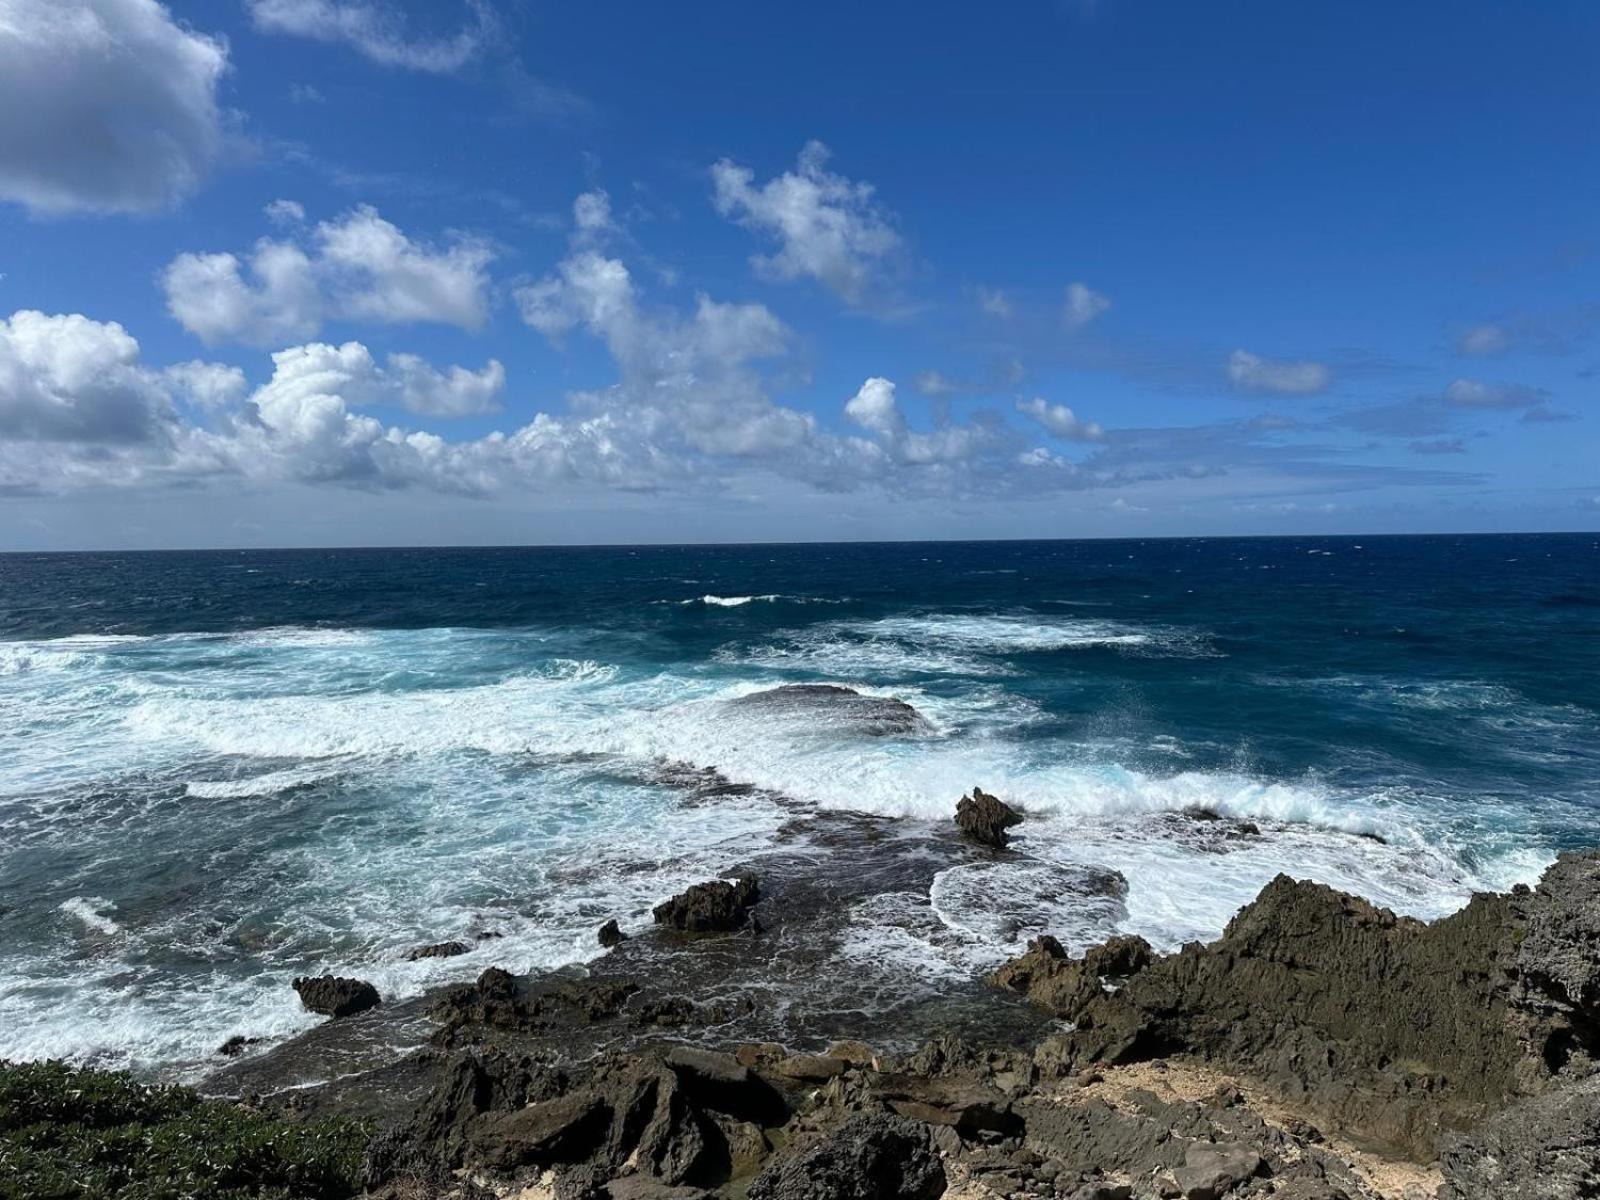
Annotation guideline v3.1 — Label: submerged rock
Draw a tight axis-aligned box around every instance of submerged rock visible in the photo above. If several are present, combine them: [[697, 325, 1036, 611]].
[[653, 876, 760, 933], [730, 684, 924, 737], [955, 786, 1023, 849], [406, 940, 469, 961], [292, 975, 380, 1018]]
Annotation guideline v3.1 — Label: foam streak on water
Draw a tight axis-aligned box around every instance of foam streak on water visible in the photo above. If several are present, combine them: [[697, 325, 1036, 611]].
[[1, 536, 1596, 1076]]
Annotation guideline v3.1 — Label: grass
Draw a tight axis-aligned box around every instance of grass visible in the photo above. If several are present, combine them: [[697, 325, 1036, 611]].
[[0, 1060, 369, 1199]]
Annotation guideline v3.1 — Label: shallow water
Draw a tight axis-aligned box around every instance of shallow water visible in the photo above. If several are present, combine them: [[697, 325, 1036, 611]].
[[1, 535, 1596, 1076]]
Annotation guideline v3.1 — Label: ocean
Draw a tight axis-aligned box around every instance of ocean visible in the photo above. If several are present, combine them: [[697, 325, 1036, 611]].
[[1, 534, 1597, 1079]]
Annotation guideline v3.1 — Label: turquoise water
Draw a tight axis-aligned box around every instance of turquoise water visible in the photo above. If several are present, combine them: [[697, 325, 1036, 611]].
[[1, 535, 1596, 1074]]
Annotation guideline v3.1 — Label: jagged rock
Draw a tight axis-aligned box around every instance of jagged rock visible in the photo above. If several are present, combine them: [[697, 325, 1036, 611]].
[[955, 786, 1023, 849], [1441, 1073, 1600, 1199], [653, 876, 760, 933], [217, 1034, 260, 1057], [599, 919, 627, 948], [292, 974, 380, 1018], [746, 1113, 946, 1200], [730, 684, 924, 736], [428, 969, 640, 1042], [998, 867, 1548, 1158], [407, 940, 469, 961], [468, 1091, 611, 1171], [1171, 1141, 1262, 1198], [992, 933, 1153, 1020]]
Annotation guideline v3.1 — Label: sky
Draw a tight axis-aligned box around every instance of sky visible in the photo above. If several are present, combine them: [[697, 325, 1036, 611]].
[[0, 0, 1596, 549]]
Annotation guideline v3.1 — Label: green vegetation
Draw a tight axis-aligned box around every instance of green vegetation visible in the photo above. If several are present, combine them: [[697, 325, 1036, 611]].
[[0, 1060, 369, 1199]]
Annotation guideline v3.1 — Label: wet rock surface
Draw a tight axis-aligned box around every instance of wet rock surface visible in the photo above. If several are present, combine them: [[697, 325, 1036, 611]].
[[653, 876, 762, 934], [292, 974, 381, 1018], [956, 786, 1024, 849], [729, 684, 926, 737]]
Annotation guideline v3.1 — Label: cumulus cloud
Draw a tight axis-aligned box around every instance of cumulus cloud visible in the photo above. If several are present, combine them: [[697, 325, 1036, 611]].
[[1441, 378, 1544, 409], [246, 0, 494, 73], [0, 0, 229, 215], [162, 205, 495, 345], [844, 377, 991, 466], [265, 198, 306, 225], [711, 141, 902, 306], [256, 341, 504, 418], [1063, 281, 1111, 329], [1227, 349, 1332, 396], [0, 310, 174, 442], [1016, 396, 1104, 442]]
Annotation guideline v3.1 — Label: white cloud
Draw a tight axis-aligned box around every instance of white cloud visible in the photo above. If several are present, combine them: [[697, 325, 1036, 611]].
[[1227, 349, 1332, 396], [711, 141, 902, 306], [162, 205, 495, 345], [1456, 323, 1511, 356], [265, 198, 306, 225], [0, 310, 173, 442], [1016, 396, 1104, 442], [246, 0, 494, 73], [844, 377, 989, 466], [1441, 378, 1543, 409], [976, 286, 1013, 319], [0, 0, 229, 215], [1063, 281, 1111, 329]]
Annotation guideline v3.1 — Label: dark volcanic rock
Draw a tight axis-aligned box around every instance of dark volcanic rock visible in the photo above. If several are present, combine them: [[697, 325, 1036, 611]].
[[729, 684, 924, 737], [955, 786, 1023, 849], [217, 1034, 260, 1057], [746, 1113, 946, 1200], [1000, 866, 1552, 1158], [599, 919, 627, 948], [1442, 1068, 1600, 1199], [653, 876, 760, 933], [406, 940, 469, 961], [428, 968, 640, 1045], [293, 974, 380, 1018]]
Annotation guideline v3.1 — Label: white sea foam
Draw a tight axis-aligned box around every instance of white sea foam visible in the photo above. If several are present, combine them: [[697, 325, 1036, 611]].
[[60, 896, 121, 936]]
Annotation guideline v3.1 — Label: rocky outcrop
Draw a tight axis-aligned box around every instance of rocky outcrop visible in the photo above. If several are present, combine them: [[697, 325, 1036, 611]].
[[745, 1113, 945, 1200], [428, 968, 639, 1045], [292, 975, 380, 1018], [599, 919, 627, 948], [996, 852, 1600, 1161], [729, 684, 924, 737], [653, 876, 761, 934], [1441, 1073, 1600, 1199], [955, 786, 1023, 849]]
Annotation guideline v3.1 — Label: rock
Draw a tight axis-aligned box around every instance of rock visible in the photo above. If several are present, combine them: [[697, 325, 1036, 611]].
[[772, 1053, 849, 1083], [599, 919, 627, 948], [729, 684, 924, 737], [746, 1113, 946, 1200], [1441, 1073, 1600, 1199], [468, 1091, 610, 1171], [955, 786, 1023, 849], [406, 940, 469, 961], [652, 876, 760, 933], [292, 974, 380, 1018], [1171, 1142, 1262, 1199], [217, 1034, 260, 1057], [665, 1046, 751, 1087]]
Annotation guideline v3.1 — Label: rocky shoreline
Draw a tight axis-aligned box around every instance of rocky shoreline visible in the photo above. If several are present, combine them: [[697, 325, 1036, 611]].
[[8, 775, 1600, 1198]]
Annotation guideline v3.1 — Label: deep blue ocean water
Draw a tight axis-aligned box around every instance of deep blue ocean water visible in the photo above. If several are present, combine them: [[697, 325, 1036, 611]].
[[2, 534, 1597, 1075]]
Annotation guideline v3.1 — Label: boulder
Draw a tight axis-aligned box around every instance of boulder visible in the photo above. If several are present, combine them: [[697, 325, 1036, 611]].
[[599, 919, 627, 948], [955, 786, 1023, 849], [746, 1113, 946, 1200], [653, 876, 760, 933], [292, 974, 380, 1018], [1171, 1141, 1262, 1199]]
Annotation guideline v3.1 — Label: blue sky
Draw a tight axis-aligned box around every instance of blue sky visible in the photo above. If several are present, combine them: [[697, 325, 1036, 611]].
[[0, 0, 1596, 549]]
